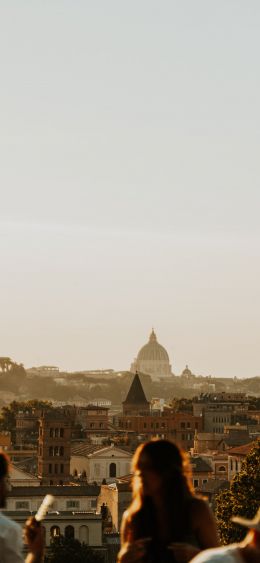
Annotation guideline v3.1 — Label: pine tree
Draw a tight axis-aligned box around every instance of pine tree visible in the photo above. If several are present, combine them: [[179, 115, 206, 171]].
[[215, 441, 260, 544]]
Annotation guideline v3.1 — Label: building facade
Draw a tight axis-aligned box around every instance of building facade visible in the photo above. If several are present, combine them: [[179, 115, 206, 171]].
[[71, 444, 132, 484], [38, 409, 72, 486]]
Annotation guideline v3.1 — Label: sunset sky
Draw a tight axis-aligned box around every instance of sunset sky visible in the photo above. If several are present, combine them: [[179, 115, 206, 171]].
[[1, 2, 260, 377]]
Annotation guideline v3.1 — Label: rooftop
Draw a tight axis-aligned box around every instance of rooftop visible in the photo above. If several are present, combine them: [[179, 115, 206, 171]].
[[123, 372, 149, 405], [8, 485, 100, 496]]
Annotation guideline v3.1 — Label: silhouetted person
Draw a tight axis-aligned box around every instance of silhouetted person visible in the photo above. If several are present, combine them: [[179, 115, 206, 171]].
[[118, 439, 218, 563], [0, 452, 44, 562], [190, 508, 260, 563]]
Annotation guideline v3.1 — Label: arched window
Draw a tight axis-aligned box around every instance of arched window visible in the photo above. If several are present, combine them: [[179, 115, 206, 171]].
[[79, 525, 89, 544], [50, 526, 60, 539], [109, 462, 116, 478], [65, 525, 74, 539], [218, 466, 226, 472]]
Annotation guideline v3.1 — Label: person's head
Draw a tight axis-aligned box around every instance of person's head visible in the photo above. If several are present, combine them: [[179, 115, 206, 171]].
[[0, 452, 9, 508], [131, 439, 193, 500]]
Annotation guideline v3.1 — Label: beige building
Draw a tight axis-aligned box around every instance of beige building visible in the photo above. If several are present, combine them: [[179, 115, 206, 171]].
[[71, 444, 132, 484], [4, 485, 102, 548], [227, 441, 257, 481], [98, 479, 131, 532], [130, 329, 172, 380]]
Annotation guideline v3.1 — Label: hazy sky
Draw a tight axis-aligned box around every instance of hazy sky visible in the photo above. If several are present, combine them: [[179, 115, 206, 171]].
[[1, 1, 260, 377]]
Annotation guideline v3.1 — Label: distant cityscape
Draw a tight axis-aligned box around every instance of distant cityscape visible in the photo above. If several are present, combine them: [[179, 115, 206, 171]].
[[0, 329, 259, 560]]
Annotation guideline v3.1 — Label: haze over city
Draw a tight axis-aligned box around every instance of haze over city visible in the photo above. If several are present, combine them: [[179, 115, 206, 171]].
[[1, 2, 260, 377]]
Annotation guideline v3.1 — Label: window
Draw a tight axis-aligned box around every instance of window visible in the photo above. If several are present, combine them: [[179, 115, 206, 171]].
[[50, 526, 60, 539], [16, 501, 29, 509], [193, 479, 199, 487], [55, 428, 59, 437], [49, 447, 54, 456], [218, 466, 226, 472], [109, 462, 116, 477], [65, 525, 74, 539], [66, 500, 80, 509], [181, 422, 185, 429], [187, 422, 191, 428], [203, 479, 208, 484], [60, 428, 64, 438], [91, 499, 97, 508], [143, 423, 147, 429], [49, 463, 52, 474], [79, 525, 89, 544], [156, 423, 159, 429], [50, 428, 54, 438], [60, 446, 64, 456], [99, 423, 103, 428], [54, 463, 58, 474], [182, 434, 185, 441], [60, 464, 64, 473]]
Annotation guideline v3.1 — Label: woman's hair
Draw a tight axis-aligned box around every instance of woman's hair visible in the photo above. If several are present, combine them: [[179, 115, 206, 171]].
[[122, 439, 194, 543]]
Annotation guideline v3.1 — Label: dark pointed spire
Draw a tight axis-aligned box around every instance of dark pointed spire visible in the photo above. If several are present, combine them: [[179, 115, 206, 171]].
[[123, 372, 149, 405]]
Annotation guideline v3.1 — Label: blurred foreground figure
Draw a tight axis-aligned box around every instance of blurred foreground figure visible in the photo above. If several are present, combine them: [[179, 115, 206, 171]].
[[117, 439, 218, 563], [0, 452, 44, 563], [190, 509, 260, 563]]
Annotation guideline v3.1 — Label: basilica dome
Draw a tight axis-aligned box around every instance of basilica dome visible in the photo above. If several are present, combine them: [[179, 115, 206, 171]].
[[131, 329, 172, 380], [137, 330, 170, 362]]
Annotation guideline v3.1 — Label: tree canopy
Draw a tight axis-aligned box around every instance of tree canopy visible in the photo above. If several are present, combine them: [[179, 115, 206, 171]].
[[44, 536, 104, 563], [215, 441, 260, 544]]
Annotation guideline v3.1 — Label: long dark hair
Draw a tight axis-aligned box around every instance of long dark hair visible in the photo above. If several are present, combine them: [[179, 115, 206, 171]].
[[122, 439, 194, 544]]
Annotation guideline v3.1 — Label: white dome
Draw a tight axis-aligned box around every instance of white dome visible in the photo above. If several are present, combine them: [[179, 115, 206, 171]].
[[131, 329, 172, 380]]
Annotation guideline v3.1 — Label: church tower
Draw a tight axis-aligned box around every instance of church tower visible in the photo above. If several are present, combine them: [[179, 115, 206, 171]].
[[38, 409, 72, 486], [122, 372, 150, 416]]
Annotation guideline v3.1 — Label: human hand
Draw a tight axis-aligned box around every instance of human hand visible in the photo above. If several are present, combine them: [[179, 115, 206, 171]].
[[117, 538, 152, 563], [168, 542, 200, 563], [24, 517, 45, 558]]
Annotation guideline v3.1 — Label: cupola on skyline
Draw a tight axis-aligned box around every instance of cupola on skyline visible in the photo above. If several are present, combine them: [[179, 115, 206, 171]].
[[130, 329, 172, 381]]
